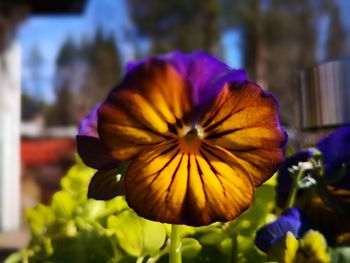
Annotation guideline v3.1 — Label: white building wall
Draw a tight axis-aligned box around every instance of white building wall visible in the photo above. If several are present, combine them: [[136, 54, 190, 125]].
[[0, 40, 21, 231]]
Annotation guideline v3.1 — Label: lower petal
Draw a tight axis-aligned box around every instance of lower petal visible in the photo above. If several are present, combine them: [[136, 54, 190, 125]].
[[125, 142, 255, 225], [88, 168, 125, 200]]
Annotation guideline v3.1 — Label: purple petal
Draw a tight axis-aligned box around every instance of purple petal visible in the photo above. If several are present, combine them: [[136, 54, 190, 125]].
[[276, 149, 315, 208], [76, 135, 119, 170], [88, 168, 125, 200], [126, 51, 246, 106], [255, 208, 303, 252], [77, 104, 119, 169], [78, 104, 101, 138], [316, 126, 350, 189], [169, 51, 246, 105]]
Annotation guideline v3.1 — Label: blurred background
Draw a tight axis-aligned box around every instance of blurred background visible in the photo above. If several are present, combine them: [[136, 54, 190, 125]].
[[0, 0, 349, 256]]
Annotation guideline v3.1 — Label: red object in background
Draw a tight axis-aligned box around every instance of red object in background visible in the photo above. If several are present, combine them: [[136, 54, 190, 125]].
[[21, 138, 76, 205], [21, 138, 76, 168]]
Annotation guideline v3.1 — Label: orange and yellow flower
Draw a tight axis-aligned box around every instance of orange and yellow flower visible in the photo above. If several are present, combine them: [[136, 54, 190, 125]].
[[77, 51, 287, 226]]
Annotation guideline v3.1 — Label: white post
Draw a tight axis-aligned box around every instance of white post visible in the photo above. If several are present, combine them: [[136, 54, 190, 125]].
[[0, 39, 21, 231]]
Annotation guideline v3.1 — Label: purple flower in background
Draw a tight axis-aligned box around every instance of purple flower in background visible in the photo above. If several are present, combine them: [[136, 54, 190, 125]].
[[276, 149, 315, 208], [317, 126, 350, 189], [255, 208, 308, 252], [277, 126, 350, 207], [276, 126, 350, 245]]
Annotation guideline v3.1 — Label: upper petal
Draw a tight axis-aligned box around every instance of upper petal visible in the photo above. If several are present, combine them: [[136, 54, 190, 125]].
[[167, 51, 247, 106], [201, 82, 287, 186], [78, 104, 101, 138], [77, 104, 119, 169], [127, 51, 246, 107], [76, 135, 119, 170], [98, 59, 193, 161]]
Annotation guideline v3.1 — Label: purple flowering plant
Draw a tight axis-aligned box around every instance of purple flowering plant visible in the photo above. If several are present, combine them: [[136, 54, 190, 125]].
[[77, 51, 288, 262], [10, 52, 350, 262], [255, 126, 350, 262]]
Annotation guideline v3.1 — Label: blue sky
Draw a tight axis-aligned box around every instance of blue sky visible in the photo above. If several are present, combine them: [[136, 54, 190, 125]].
[[19, 0, 350, 103], [17, 0, 135, 102], [17, 0, 242, 103]]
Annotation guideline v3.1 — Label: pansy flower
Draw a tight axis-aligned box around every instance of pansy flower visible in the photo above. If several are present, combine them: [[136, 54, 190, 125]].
[[255, 208, 307, 253], [255, 208, 330, 263], [78, 51, 287, 226], [276, 126, 350, 244], [276, 149, 316, 208]]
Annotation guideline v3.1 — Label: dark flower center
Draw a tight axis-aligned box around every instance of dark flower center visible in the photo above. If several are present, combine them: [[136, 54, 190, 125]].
[[181, 124, 204, 144]]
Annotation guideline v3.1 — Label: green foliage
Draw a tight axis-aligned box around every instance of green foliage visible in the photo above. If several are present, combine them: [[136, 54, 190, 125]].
[[7, 160, 281, 263], [108, 210, 166, 258], [11, 159, 349, 262], [331, 247, 350, 263]]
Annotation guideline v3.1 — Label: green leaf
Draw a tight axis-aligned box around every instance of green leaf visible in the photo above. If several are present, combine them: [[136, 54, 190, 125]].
[[232, 184, 276, 236], [331, 247, 350, 263], [107, 210, 166, 257], [61, 161, 95, 200], [236, 235, 267, 263], [49, 227, 118, 263], [4, 251, 25, 263], [105, 196, 129, 214], [77, 199, 107, 220], [198, 227, 226, 245], [26, 204, 55, 237], [163, 224, 197, 238], [181, 238, 202, 259], [51, 191, 78, 219]]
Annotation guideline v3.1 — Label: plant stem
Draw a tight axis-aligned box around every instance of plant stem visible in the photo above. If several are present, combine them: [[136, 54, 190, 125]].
[[169, 224, 182, 263], [230, 232, 238, 263], [285, 168, 305, 209]]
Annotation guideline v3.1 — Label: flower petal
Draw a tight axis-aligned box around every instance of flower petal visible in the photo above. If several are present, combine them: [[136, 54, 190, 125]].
[[316, 126, 350, 189], [76, 135, 119, 170], [202, 82, 286, 186], [77, 104, 120, 169], [98, 59, 193, 161], [266, 231, 299, 263], [165, 51, 246, 106], [88, 168, 125, 200], [78, 104, 100, 138], [255, 208, 304, 253], [124, 142, 254, 226], [127, 51, 246, 107], [296, 230, 330, 263], [297, 186, 350, 246]]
